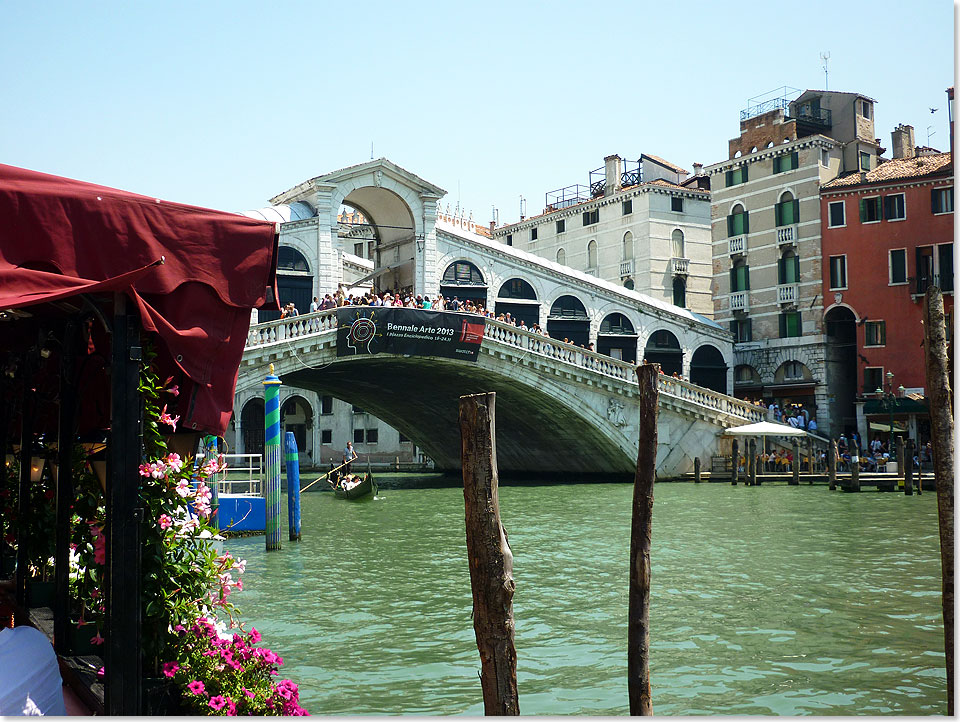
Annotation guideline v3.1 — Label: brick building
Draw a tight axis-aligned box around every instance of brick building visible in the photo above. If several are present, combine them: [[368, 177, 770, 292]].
[[820, 121, 953, 443]]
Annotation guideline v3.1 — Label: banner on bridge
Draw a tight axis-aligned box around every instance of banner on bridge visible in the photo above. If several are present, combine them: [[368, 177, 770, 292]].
[[336, 307, 485, 362]]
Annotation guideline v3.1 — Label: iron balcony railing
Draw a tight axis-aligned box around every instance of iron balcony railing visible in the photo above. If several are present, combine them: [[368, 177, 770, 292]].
[[916, 272, 955, 295], [791, 106, 832, 128]]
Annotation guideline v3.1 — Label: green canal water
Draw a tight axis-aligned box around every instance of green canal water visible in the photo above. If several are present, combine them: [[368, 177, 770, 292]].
[[224, 481, 947, 715]]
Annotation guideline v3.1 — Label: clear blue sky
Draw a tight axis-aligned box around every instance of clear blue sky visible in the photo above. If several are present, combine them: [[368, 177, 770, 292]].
[[1, 1, 954, 225]]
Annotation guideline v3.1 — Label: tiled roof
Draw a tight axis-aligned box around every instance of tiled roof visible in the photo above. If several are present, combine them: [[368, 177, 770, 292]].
[[640, 154, 688, 175], [821, 152, 952, 188]]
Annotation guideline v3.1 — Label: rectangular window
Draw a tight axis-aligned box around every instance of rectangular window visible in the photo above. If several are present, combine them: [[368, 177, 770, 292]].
[[883, 193, 906, 221], [352, 405, 364, 414], [725, 166, 748, 187], [366, 428, 378, 444], [829, 255, 847, 289], [939, 243, 954, 292], [863, 367, 883, 394], [556, 219, 565, 233], [530, 227, 537, 241], [820, 149, 830, 167], [864, 320, 886, 347], [727, 210, 749, 236], [774, 198, 800, 226], [932, 187, 954, 214], [671, 197, 683, 212], [773, 151, 799, 173], [505, 234, 513, 246], [861, 100, 872, 119], [828, 200, 846, 227], [779, 311, 802, 338], [729, 319, 752, 342], [398, 432, 410, 444], [353, 243, 363, 257], [860, 151, 871, 171], [916, 245, 935, 294], [889, 248, 907, 284], [353, 428, 364, 443], [622, 200, 633, 215], [859, 196, 882, 223], [730, 264, 750, 292], [320, 429, 332, 444], [582, 209, 599, 226], [320, 395, 333, 415], [778, 254, 801, 284]]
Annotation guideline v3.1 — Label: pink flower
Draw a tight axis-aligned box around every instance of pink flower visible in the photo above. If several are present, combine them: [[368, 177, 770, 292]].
[[225, 698, 237, 715], [92, 530, 106, 565], [248, 628, 261, 644], [96, 667, 104, 679], [208, 695, 226, 711], [158, 405, 179, 432], [195, 498, 211, 519], [167, 385, 180, 397], [158, 514, 172, 530], [90, 631, 104, 645], [165, 453, 183, 473], [175, 479, 192, 498], [161, 661, 179, 678], [195, 483, 212, 502], [188, 680, 206, 696], [242, 688, 255, 699]]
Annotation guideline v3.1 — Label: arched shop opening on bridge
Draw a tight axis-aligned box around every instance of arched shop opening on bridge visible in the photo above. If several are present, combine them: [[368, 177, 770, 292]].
[[644, 329, 683, 376], [440, 260, 487, 305], [495, 277, 540, 328], [281, 395, 314, 461], [547, 294, 590, 347], [597, 312, 638, 362], [240, 398, 265, 456], [264, 246, 313, 322], [824, 305, 858, 434], [689, 344, 728, 394]]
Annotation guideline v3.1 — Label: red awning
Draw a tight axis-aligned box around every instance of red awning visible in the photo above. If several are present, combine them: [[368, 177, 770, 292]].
[[0, 163, 279, 436]]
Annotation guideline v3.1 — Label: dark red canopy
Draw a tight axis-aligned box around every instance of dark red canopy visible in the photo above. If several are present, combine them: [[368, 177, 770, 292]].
[[0, 163, 279, 436]]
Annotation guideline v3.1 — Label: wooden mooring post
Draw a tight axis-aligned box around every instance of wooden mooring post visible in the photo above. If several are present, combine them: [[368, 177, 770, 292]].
[[693, 457, 701, 483], [730, 440, 739, 486], [899, 436, 911, 496], [845, 440, 861, 493], [790, 440, 800, 486], [905, 439, 915, 495], [628, 363, 659, 715], [748, 439, 757, 486], [828, 441, 837, 491], [923, 287, 954, 715], [458, 392, 519, 716]]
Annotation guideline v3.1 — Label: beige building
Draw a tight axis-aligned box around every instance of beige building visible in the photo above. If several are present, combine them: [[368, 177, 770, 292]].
[[492, 154, 714, 318], [706, 89, 877, 437]]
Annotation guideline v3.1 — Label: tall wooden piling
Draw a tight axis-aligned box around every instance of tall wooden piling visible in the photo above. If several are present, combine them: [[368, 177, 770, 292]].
[[731, 440, 739, 486], [905, 439, 915, 495], [628, 363, 659, 716], [848, 440, 861, 493], [748, 439, 757, 486], [284, 432, 302, 542], [923, 287, 954, 714], [263, 365, 282, 551], [790, 440, 800, 485], [899, 436, 911, 495], [828, 440, 837, 491], [459, 392, 519, 716], [693, 457, 701, 483], [896, 436, 906, 480]]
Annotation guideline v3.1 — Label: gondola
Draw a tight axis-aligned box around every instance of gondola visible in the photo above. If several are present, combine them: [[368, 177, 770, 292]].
[[329, 470, 377, 500]]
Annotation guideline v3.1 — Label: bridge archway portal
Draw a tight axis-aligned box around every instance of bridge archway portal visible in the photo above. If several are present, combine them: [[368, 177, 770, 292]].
[[644, 330, 683, 376], [341, 187, 417, 293], [690, 344, 728, 394], [597, 313, 638, 362], [495, 278, 539, 328], [547, 295, 590, 347], [240, 398, 265, 457], [441, 260, 488, 306]]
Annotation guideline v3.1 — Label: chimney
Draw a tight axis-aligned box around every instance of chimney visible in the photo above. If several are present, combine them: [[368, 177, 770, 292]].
[[693, 162, 703, 176], [891, 124, 916, 159], [604, 154, 622, 196]]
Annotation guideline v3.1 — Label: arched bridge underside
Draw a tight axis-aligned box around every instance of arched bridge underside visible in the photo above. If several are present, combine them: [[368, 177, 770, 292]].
[[239, 311, 764, 478]]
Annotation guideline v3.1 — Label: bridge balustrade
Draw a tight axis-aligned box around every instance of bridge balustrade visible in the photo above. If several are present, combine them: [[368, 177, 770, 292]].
[[244, 309, 765, 423]]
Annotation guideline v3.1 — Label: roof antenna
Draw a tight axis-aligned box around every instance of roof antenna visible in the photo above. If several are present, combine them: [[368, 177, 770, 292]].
[[370, 141, 374, 160], [820, 51, 830, 90], [519, 195, 526, 220]]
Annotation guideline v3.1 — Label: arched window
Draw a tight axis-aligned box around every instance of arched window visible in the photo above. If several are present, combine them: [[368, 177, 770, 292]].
[[557, 248, 566, 265], [731, 258, 750, 292], [672, 278, 686, 307], [775, 190, 799, 226], [778, 249, 800, 284], [278, 246, 310, 272], [623, 279, 635, 290], [600, 313, 635, 335], [728, 203, 748, 236], [442, 261, 485, 285], [549, 295, 588, 318], [622, 231, 634, 260], [671, 229, 685, 258], [587, 240, 598, 270], [498, 278, 537, 300]]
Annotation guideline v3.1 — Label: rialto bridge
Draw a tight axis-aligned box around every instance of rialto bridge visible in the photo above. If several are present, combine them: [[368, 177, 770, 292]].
[[232, 158, 759, 476]]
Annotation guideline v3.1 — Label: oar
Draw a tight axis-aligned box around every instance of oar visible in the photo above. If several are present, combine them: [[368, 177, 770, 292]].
[[300, 459, 353, 493]]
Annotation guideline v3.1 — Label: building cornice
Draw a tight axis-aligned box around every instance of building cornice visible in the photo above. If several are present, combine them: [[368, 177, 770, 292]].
[[820, 172, 954, 197], [705, 135, 836, 176]]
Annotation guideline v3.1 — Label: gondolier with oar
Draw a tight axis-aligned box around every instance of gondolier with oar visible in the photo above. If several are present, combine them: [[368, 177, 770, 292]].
[[343, 441, 358, 475]]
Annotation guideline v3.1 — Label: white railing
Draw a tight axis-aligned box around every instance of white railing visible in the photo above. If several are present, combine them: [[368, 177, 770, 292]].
[[777, 283, 798, 305], [671, 257, 689, 275], [777, 224, 798, 245], [619, 259, 634, 276], [728, 236, 745, 255], [584, 267, 598, 276], [214, 453, 263, 495], [730, 291, 749, 312], [243, 310, 764, 423]]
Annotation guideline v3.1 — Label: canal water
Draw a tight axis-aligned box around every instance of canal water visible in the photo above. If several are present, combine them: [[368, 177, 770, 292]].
[[224, 481, 947, 715]]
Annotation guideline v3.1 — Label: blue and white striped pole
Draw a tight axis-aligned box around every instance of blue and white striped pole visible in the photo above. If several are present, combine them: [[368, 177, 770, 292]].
[[285, 432, 302, 542], [263, 364, 282, 551]]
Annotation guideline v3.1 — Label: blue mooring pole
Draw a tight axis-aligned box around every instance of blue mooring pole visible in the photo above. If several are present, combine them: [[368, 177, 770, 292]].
[[285, 432, 302, 542], [263, 364, 282, 551]]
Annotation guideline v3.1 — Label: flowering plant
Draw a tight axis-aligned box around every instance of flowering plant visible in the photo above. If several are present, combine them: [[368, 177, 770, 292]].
[[163, 617, 308, 716]]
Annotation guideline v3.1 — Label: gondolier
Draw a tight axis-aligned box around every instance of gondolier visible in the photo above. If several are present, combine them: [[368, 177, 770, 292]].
[[343, 441, 358, 474]]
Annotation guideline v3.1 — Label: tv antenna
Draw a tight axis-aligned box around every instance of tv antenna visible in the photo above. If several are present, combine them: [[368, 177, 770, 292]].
[[927, 125, 937, 147], [820, 51, 830, 90], [370, 141, 374, 160]]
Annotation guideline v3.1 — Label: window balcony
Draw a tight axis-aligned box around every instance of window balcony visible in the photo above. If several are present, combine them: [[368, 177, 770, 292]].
[[730, 291, 749, 312], [778, 283, 799, 305], [671, 257, 689, 276], [777, 224, 798, 246], [619, 259, 634, 277], [584, 267, 598, 277], [728, 235, 746, 256]]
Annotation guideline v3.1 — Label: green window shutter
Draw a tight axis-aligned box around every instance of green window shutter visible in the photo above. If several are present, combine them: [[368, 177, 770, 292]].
[[792, 198, 799, 223], [859, 198, 867, 222], [730, 320, 737, 335], [745, 319, 752, 341], [791, 151, 799, 169], [743, 211, 749, 234], [775, 202, 782, 226], [932, 188, 939, 213], [794, 254, 800, 281], [742, 165, 748, 183], [794, 313, 802, 336], [727, 214, 734, 236], [745, 265, 751, 290], [730, 267, 736, 291], [779, 314, 786, 338], [777, 257, 785, 284], [773, 157, 781, 174], [726, 170, 733, 187]]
